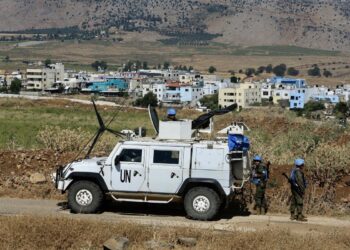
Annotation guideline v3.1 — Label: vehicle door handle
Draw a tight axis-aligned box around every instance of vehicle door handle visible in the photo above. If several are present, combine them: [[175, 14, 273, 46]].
[[133, 170, 142, 177], [171, 172, 178, 179]]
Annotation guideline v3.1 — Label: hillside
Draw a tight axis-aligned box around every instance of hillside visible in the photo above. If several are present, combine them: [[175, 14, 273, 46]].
[[1, 0, 350, 50]]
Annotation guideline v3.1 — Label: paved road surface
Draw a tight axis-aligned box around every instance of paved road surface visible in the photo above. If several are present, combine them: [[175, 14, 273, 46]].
[[0, 198, 349, 234]]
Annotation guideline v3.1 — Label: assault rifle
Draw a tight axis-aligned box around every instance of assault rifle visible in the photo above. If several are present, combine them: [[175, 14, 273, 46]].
[[282, 172, 304, 197]]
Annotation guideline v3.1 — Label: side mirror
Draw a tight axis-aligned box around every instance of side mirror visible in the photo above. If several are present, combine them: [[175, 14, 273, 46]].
[[115, 155, 121, 165]]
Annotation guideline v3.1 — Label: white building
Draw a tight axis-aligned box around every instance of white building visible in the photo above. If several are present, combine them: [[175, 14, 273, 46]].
[[152, 83, 166, 102], [219, 82, 262, 109]]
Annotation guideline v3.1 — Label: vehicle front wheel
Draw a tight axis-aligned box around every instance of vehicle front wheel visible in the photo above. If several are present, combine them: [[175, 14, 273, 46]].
[[184, 187, 221, 221], [68, 180, 104, 213]]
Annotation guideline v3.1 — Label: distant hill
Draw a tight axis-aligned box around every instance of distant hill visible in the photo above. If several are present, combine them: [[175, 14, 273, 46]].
[[1, 0, 350, 51]]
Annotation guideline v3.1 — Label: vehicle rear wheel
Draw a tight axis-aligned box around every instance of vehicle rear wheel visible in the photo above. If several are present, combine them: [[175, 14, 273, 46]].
[[184, 187, 221, 221], [68, 180, 104, 213]]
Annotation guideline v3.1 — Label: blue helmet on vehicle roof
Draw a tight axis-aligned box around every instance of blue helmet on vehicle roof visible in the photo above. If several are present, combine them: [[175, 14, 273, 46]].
[[167, 108, 176, 116], [295, 158, 305, 167], [253, 155, 262, 162]]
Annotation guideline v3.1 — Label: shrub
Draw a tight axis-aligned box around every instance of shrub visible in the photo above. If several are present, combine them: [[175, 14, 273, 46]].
[[334, 102, 348, 116], [36, 126, 90, 153], [308, 66, 321, 76], [257, 66, 266, 74], [230, 76, 239, 83], [304, 101, 325, 112], [287, 67, 299, 76], [323, 69, 332, 77], [163, 62, 170, 69], [36, 126, 115, 154], [272, 64, 287, 76], [91, 61, 107, 71], [208, 66, 216, 74], [265, 64, 273, 73], [245, 68, 256, 77], [199, 93, 218, 110], [134, 92, 158, 107], [10, 78, 21, 94]]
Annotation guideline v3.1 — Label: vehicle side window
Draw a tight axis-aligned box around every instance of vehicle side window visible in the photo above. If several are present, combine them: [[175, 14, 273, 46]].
[[153, 150, 179, 164], [118, 149, 142, 163]]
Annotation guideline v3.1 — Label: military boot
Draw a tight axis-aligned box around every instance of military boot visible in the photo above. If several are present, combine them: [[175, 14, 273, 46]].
[[296, 214, 308, 222], [290, 213, 297, 221], [256, 206, 261, 215]]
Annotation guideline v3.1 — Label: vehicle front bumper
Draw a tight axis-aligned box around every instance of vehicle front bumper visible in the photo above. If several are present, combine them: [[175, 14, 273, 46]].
[[51, 166, 68, 191]]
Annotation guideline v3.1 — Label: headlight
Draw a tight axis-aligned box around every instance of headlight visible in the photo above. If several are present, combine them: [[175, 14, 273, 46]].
[[51, 173, 57, 183]]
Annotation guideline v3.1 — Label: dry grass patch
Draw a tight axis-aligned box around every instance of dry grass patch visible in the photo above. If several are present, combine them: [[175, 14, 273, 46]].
[[0, 215, 350, 250]]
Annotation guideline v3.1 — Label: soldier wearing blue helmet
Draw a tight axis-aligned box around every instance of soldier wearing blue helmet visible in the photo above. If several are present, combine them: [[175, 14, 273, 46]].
[[251, 155, 269, 215], [165, 108, 177, 121], [289, 158, 308, 221]]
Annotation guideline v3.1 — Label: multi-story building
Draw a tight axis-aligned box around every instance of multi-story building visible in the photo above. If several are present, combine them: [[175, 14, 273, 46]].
[[26, 69, 43, 90], [25, 63, 65, 90], [163, 82, 181, 103], [42, 63, 65, 89], [269, 76, 306, 88], [152, 83, 166, 102], [288, 86, 340, 109], [219, 82, 261, 109], [180, 85, 204, 104]]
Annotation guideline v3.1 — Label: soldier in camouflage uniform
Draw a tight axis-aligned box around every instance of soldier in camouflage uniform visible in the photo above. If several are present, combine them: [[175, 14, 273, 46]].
[[290, 158, 308, 222], [251, 155, 268, 215]]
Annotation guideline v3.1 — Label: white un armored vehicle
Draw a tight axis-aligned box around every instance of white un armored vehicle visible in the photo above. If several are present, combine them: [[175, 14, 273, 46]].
[[53, 102, 251, 220]]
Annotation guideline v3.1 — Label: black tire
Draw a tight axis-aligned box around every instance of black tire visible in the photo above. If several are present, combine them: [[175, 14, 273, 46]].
[[68, 180, 104, 214], [184, 187, 222, 221]]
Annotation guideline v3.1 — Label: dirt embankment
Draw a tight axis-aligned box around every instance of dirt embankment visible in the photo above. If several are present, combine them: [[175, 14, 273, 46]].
[[0, 150, 349, 215], [0, 150, 75, 199]]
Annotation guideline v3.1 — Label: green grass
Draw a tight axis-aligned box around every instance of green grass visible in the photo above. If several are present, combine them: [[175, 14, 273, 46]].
[[231, 45, 340, 56], [0, 40, 341, 71], [0, 98, 153, 149]]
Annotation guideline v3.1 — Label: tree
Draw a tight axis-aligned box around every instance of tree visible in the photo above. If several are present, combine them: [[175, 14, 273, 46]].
[[10, 78, 21, 94], [334, 102, 348, 116], [123, 61, 133, 71], [323, 69, 332, 78], [134, 92, 158, 107], [4, 55, 10, 62], [99, 61, 107, 70], [91, 61, 99, 71], [257, 66, 266, 74], [135, 60, 142, 70], [266, 64, 273, 73], [142, 61, 148, 69], [268, 96, 273, 104], [304, 101, 325, 112], [163, 61, 170, 69], [208, 66, 216, 74], [230, 76, 239, 83], [272, 64, 287, 77], [245, 68, 256, 77], [199, 93, 218, 110], [44, 59, 52, 67], [91, 61, 108, 71], [308, 65, 321, 76], [287, 67, 299, 76]]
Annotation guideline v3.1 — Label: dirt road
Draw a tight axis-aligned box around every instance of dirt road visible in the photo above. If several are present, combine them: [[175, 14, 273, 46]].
[[0, 94, 147, 109], [0, 198, 349, 234]]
